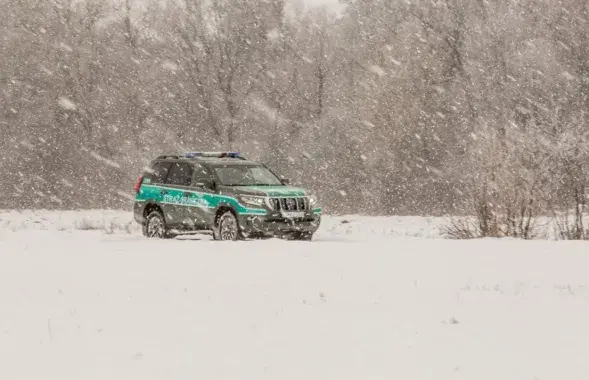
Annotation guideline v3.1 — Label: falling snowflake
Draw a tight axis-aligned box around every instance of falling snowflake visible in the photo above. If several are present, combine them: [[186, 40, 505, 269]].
[[61, 179, 74, 188], [562, 72, 576, 81], [368, 65, 386, 77], [50, 196, 64, 205], [59, 42, 73, 52], [89, 151, 121, 169], [362, 120, 375, 128], [40, 65, 53, 76], [266, 28, 280, 41], [162, 60, 179, 72], [58, 97, 77, 111], [116, 191, 135, 201], [432, 85, 446, 94]]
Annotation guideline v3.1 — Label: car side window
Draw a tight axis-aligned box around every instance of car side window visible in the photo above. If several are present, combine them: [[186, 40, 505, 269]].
[[192, 164, 211, 184], [165, 163, 194, 187], [148, 162, 172, 184]]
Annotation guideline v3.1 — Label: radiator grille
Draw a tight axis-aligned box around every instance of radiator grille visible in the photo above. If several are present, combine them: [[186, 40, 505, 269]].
[[271, 197, 308, 211]]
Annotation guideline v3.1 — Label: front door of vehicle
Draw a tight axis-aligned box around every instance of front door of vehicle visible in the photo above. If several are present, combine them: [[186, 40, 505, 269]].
[[187, 164, 216, 229], [162, 162, 194, 228]]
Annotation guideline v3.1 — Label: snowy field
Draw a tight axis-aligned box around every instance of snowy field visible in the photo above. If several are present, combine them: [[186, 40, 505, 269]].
[[2, 210, 589, 379]]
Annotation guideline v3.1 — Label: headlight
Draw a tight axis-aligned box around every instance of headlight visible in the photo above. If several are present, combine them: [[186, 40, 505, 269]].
[[239, 195, 266, 208], [265, 197, 276, 210], [308, 194, 318, 207]]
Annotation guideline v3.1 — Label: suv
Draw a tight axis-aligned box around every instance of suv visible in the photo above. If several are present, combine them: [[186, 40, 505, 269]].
[[133, 152, 322, 241]]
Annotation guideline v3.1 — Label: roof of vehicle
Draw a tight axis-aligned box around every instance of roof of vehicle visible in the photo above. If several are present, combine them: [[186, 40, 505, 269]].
[[204, 159, 261, 166], [151, 152, 261, 166]]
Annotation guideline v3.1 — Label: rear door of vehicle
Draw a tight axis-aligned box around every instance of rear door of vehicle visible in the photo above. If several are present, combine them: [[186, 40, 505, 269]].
[[162, 162, 194, 228], [140, 161, 172, 202]]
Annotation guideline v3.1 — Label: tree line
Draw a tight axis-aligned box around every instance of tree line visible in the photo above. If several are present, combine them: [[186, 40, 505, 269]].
[[2, 0, 589, 228]]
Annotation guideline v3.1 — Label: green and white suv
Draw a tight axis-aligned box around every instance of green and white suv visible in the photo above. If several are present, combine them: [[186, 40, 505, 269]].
[[133, 152, 322, 241]]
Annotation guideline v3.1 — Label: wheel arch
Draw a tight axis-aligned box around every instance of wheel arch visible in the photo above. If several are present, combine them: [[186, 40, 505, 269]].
[[214, 204, 239, 226]]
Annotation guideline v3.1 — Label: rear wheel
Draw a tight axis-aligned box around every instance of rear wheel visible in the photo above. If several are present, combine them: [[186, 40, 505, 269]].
[[213, 211, 243, 241], [143, 210, 176, 239]]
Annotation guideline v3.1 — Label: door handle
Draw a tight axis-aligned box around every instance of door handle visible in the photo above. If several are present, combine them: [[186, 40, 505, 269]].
[[183, 192, 191, 197], [160, 190, 168, 195]]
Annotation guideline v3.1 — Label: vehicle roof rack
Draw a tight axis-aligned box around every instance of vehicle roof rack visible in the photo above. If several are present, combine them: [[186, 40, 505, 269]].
[[156, 154, 179, 160], [183, 152, 247, 160], [155, 152, 248, 161]]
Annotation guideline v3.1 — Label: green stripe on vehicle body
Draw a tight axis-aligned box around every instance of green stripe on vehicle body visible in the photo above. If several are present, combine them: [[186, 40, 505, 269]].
[[137, 184, 267, 216], [313, 208, 322, 214]]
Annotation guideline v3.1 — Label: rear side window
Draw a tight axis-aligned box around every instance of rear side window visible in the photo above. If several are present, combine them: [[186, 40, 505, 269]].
[[147, 162, 172, 184], [192, 164, 212, 183], [166, 163, 194, 186]]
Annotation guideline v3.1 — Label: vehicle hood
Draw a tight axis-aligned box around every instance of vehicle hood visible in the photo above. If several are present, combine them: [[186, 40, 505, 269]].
[[223, 185, 307, 197]]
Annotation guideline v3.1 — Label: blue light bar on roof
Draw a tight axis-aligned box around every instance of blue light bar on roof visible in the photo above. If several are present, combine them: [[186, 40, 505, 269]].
[[184, 151, 241, 158]]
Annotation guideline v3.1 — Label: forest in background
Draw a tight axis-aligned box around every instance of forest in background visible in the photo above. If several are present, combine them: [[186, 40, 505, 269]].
[[2, 0, 589, 224]]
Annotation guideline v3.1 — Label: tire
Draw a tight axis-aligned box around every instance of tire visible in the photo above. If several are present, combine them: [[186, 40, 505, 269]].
[[143, 210, 175, 239], [292, 232, 313, 241], [213, 211, 243, 241]]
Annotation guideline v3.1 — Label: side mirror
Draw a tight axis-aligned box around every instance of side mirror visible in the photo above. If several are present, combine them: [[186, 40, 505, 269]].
[[281, 178, 290, 185]]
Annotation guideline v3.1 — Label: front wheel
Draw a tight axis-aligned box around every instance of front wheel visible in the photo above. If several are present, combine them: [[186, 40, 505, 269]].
[[213, 211, 243, 241], [291, 232, 314, 241]]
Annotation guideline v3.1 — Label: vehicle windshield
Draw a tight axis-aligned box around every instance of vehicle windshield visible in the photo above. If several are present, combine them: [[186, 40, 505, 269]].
[[214, 165, 283, 186]]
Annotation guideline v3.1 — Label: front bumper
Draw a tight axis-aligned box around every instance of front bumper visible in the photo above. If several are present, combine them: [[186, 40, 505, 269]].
[[238, 212, 321, 237]]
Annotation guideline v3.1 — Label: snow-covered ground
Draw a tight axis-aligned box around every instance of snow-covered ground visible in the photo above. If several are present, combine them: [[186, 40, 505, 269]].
[[0, 209, 448, 239], [1, 210, 589, 380]]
